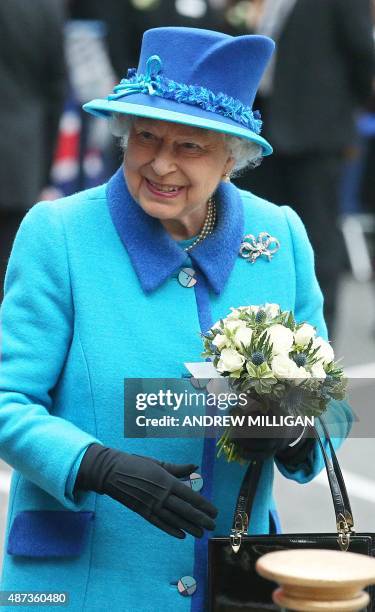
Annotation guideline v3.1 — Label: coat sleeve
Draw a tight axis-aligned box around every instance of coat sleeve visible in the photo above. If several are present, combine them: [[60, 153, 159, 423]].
[[274, 205, 353, 483], [0, 202, 103, 510]]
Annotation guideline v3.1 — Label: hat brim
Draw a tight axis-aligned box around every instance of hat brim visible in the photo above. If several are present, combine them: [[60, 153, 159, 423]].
[[83, 93, 273, 156]]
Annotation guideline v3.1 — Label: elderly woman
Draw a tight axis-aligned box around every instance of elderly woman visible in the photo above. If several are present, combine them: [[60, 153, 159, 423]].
[[0, 27, 351, 611]]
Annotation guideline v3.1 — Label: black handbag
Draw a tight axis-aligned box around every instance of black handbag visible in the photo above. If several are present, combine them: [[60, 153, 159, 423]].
[[208, 417, 375, 611]]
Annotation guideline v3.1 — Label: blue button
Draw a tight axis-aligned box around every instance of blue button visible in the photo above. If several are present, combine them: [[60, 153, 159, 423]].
[[177, 575, 197, 596], [178, 268, 197, 288], [183, 472, 203, 492]]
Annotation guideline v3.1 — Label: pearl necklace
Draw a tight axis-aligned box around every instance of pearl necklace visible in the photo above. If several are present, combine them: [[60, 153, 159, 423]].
[[184, 196, 216, 252]]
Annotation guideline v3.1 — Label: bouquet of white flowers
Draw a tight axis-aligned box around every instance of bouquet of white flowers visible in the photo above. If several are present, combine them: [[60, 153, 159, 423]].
[[202, 304, 346, 463]]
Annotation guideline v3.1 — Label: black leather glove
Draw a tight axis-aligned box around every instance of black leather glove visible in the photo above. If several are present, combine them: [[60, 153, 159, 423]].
[[229, 429, 296, 461], [74, 444, 218, 539], [275, 430, 316, 465], [228, 398, 311, 462], [230, 425, 313, 462]]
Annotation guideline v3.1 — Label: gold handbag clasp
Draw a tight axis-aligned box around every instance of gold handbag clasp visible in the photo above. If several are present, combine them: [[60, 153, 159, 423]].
[[230, 511, 248, 553], [336, 511, 355, 552]]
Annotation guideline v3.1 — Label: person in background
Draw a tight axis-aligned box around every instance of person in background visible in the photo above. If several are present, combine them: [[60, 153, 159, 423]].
[[223, 0, 263, 35], [69, 0, 225, 82], [235, 0, 375, 338], [68, 0, 226, 176], [359, 0, 375, 335], [0, 0, 66, 301]]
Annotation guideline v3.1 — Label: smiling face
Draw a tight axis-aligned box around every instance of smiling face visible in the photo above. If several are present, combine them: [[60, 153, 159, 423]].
[[123, 117, 234, 231]]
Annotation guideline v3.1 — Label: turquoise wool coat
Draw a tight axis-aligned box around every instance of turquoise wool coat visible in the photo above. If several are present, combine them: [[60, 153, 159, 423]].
[[0, 168, 352, 611]]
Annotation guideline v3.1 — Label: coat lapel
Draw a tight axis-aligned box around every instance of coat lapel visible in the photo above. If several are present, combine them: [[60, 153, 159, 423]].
[[106, 167, 244, 295]]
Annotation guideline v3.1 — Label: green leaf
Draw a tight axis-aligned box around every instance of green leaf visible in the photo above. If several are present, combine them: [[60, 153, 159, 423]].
[[229, 368, 243, 379], [246, 362, 258, 377]]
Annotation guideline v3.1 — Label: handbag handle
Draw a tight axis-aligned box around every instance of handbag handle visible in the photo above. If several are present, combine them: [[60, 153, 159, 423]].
[[314, 417, 353, 526], [230, 416, 355, 553]]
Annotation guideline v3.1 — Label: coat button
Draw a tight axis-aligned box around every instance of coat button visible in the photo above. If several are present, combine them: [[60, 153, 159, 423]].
[[184, 472, 203, 492], [178, 267, 197, 288], [177, 575, 197, 596]]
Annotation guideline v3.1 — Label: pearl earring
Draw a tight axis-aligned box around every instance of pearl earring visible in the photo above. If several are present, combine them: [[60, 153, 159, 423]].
[[223, 172, 231, 182]]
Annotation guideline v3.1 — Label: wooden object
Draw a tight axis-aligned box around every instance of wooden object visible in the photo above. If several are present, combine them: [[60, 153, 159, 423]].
[[256, 549, 375, 611]]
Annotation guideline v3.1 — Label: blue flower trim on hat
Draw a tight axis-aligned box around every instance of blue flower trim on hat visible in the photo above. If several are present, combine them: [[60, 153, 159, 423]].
[[107, 55, 263, 135]]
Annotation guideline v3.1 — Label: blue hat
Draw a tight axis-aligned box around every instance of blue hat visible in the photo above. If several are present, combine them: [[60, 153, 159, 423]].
[[83, 27, 275, 156]]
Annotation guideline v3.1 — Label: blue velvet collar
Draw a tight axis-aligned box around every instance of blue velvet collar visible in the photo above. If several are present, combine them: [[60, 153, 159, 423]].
[[106, 167, 244, 295]]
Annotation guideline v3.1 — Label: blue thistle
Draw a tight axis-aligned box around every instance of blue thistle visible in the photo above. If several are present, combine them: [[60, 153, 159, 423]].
[[294, 353, 307, 367], [255, 309, 266, 324], [251, 351, 265, 365]]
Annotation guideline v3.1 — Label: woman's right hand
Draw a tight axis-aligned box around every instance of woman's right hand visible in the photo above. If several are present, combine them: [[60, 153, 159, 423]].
[[74, 443, 218, 539]]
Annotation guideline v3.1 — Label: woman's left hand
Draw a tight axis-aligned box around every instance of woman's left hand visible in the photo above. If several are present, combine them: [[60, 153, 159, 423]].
[[227, 397, 305, 461]]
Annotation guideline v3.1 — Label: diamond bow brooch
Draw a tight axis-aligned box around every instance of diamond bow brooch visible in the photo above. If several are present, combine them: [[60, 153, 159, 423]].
[[239, 232, 280, 263]]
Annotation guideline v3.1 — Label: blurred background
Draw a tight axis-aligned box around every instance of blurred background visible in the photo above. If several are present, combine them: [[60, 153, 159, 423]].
[[1, 0, 375, 570]]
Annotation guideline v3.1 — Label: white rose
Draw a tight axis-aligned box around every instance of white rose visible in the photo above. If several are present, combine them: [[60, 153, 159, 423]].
[[266, 324, 294, 355], [294, 323, 316, 346], [212, 333, 228, 350], [294, 366, 311, 378], [264, 303, 280, 318], [226, 310, 241, 320], [216, 348, 245, 373], [228, 305, 261, 319], [224, 319, 247, 332], [311, 361, 327, 380], [234, 326, 253, 349], [313, 337, 335, 365], [271, 354, 299, 379], [227, 306, 250, 319]]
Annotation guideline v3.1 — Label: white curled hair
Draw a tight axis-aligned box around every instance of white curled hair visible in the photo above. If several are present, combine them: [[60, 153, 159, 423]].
[[109, 113, 263, 176]]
